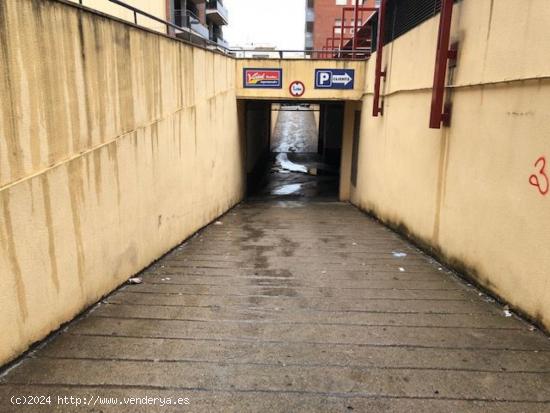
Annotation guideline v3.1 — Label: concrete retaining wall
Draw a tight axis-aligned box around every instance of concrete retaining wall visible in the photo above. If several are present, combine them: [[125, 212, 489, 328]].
[[66, 0, 169, 33], [350, 0, 550, 331], [0, 0, 244, 365]]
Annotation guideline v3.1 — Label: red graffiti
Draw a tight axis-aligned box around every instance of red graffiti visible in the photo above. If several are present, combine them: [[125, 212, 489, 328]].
[[529, 156, 549, 196]]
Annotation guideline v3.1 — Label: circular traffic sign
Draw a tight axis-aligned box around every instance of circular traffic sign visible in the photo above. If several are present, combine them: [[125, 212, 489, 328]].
[[289, 81, 305, 97]]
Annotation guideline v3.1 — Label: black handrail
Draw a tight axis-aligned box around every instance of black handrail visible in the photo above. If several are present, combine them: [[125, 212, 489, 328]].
[[232, 49, 371, 60], [174, 9, 203, 29], [75, 0, 371, 59], [78, 0, 230, 52]]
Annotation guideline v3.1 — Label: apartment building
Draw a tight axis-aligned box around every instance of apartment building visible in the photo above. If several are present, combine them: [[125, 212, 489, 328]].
[[305, 0, 378, 56], [172, 0, 229, 47], [73, 0, 228, 47]]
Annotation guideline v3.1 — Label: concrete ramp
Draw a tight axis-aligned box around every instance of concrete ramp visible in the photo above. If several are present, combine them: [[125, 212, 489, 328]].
[[1, 202, 549, 411]]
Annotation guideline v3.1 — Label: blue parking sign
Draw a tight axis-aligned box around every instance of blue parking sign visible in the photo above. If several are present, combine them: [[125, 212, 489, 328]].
[[315, 69, 355, 90]]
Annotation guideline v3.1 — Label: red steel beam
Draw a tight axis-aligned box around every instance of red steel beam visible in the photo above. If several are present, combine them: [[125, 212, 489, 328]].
[[344, 6, 377, 51], [339, 7, 346, 55], [429, 0, 455, 129], [372, 0, 387, 117], [352, 0, 360, 51], [323, 6, 378, 59], [342, 6, 377, 12]]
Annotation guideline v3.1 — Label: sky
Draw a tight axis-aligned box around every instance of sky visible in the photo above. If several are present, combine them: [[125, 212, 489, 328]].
[[223, 0, 305, 50]]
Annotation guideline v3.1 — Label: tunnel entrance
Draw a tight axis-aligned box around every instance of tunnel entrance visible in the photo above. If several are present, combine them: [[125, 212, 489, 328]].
[[243, 100, 345, 201]]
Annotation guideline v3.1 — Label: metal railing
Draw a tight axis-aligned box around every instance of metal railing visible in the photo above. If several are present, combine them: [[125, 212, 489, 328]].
[[77, 0, 230, 52], [74, 0, 370, 60], [232, 49, 371, 60], [174, 9, 209, 39]]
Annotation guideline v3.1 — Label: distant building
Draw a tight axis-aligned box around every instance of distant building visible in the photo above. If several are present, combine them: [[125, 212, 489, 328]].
[[73, 0, 228, 48], [231, 44, 279, 59], [305, 0, 378, 57], [71, 0, 169, 32], [171, 0, 229, 48]]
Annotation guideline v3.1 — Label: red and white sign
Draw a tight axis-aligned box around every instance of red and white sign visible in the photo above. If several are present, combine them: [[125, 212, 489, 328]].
[[243, 68, 282, 88], [289, 81, 305, 97]]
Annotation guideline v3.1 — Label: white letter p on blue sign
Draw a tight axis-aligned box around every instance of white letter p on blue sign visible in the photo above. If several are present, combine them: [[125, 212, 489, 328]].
[[319, 72, 331, 86], [315, 69, 355, 90]]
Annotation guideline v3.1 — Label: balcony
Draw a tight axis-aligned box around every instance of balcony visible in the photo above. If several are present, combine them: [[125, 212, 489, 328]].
[[174, 10, 209, 39], [206, 0, 229, 25], [305, 32, 313, 49], [216, 36, 229, 49], [306, 7, 315, 22], [190, 17, 209, 38]]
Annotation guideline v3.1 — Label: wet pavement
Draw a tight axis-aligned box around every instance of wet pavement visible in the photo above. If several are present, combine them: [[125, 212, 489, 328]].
[[1, 201, 550, 412], [1, 106, 550, 412], [271, 105, 318, 153], [251, 105, 340, 200], [250, 152, 340, 200]]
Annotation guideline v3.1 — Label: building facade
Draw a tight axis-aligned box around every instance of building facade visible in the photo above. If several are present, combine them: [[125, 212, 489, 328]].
[[305, 0, 377, 56], [71, 0, 169, 32], [171, 0, 229, 47], [73, 0, 228, 46]]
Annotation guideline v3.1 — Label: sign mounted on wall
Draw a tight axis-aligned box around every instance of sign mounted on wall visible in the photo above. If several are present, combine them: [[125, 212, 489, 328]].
[[243, 68, 283, 89], [289, 81, 306, 97], [315, 69, 355, 90]]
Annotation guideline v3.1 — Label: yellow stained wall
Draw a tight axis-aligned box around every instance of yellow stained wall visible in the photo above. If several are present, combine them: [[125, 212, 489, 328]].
[[3, 0, 549, 368], [350, 0, 550, 330], [66, 0, 169, 33], [0, 0, 244, 365], [339, 101, 361, 201], [236, 59, 366, 101]]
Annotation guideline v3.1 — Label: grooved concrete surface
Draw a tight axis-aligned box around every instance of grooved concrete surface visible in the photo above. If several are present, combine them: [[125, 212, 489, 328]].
[[1, 201, 550, 412]]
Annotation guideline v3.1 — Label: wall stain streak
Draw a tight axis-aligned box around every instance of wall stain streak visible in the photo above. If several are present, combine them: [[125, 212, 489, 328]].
[[193, 106, 198, 155], [481, 0, 495, 78], [0, 2, 25, 184], [106, 142, 122, 207], [92, 149, 103, 203], [17, 4, 42, 172], [77, 11, 94, 149], [155, 37, 163, 119], [115, 26, 134, 134], [35, 1, 70, 167], [40, 175, 60, 292], [91, 19, 107, 146], [432, 129, 451, 244], [67, 161, 86, 294], [0, 191, 29, 322], [62, 10, 82, 154], [150, 122, 160, 182]]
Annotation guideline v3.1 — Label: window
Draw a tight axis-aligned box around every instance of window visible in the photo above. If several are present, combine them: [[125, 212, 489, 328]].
[[306, 22, 314, 33], [334, 18, 342, 34], [307, 0, 315, 7], [336, 0, 346, 5]]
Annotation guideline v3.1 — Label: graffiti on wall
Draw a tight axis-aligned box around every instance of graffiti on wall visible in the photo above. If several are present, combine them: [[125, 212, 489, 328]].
[[529, 156, 549, 196]]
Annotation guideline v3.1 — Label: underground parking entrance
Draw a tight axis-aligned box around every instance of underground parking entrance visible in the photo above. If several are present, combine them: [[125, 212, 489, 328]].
[[241, 100, 350, 201]]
